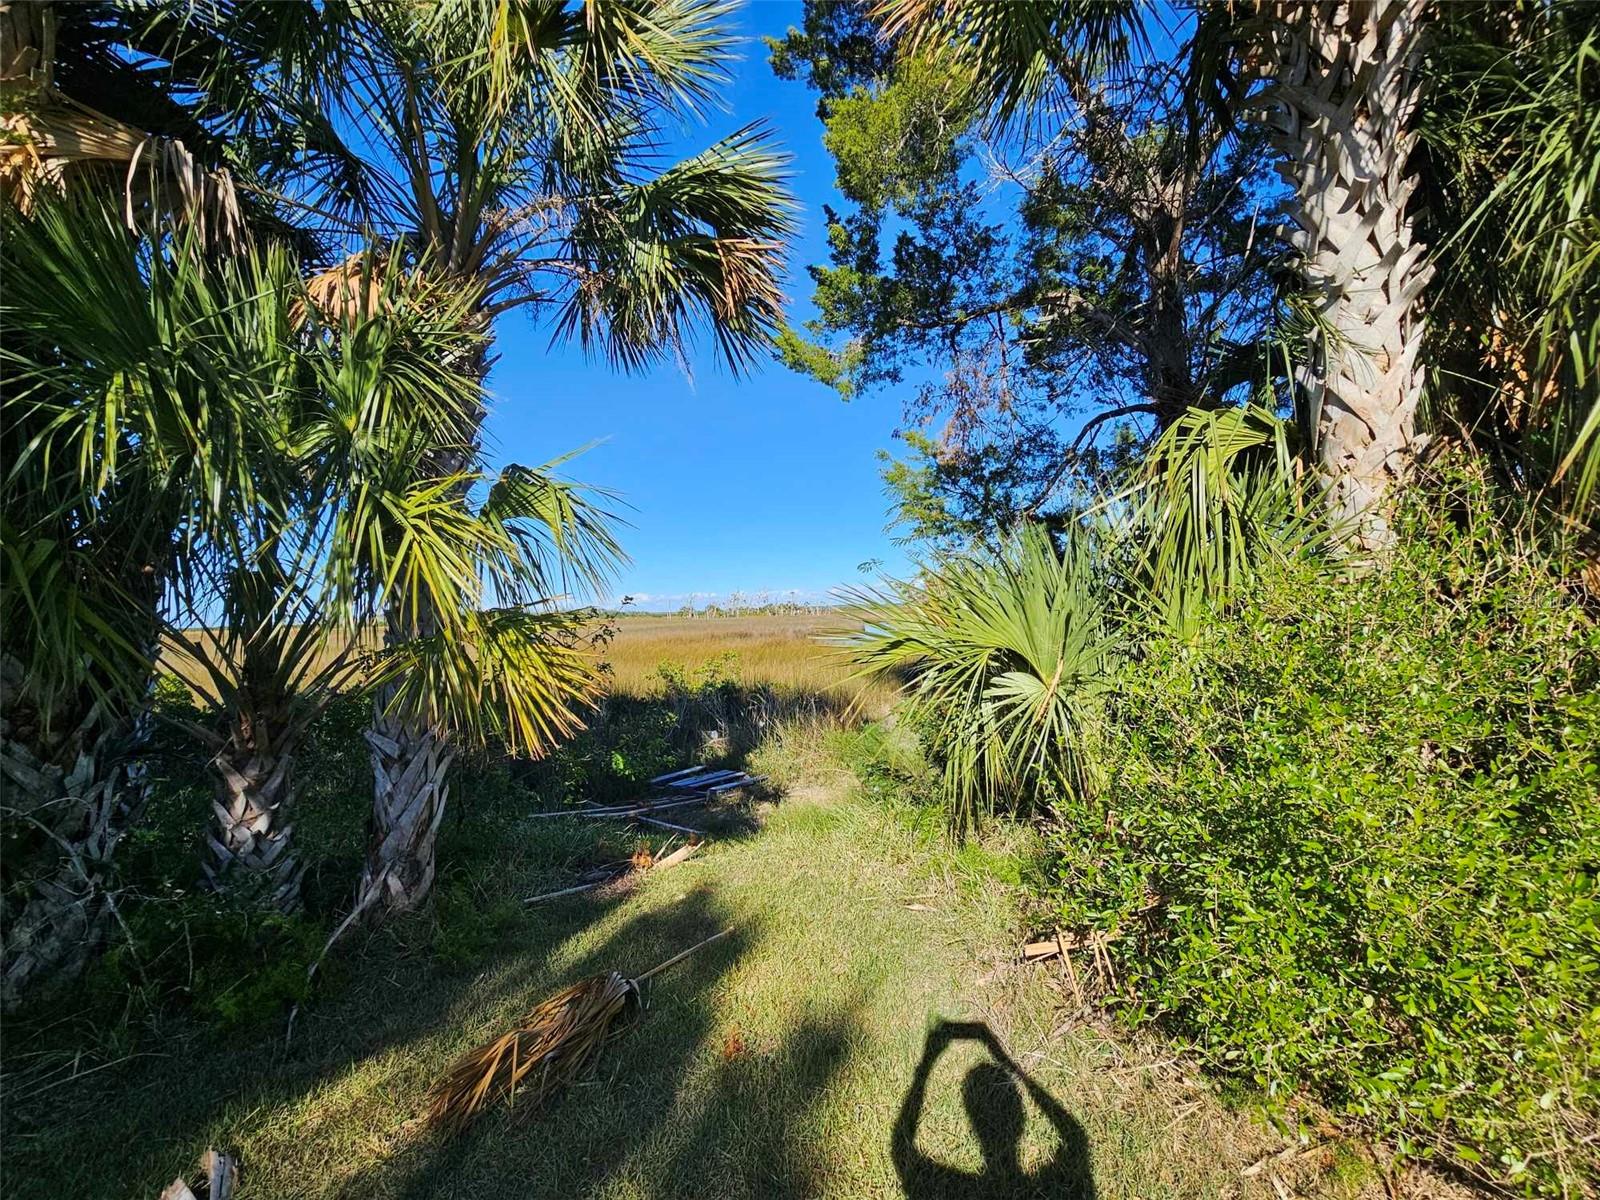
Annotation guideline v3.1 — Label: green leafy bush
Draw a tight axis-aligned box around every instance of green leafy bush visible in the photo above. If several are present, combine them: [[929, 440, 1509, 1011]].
[[82, 898, 324, 1030], [542, 697, 680, 806], [1036, 483, 1599, 1190]]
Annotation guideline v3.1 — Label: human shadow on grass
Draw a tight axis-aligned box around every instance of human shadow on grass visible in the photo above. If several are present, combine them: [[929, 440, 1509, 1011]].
[[349, 884, 754, 1200], [894, 1021, 1096, 1200]]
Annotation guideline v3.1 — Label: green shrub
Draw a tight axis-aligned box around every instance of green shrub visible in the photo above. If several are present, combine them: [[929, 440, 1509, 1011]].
[[430, 882, 526, 971], [1036, 483, 1599, 1191], [81, 897, 324, 1030], [541, 697, 680, 806]]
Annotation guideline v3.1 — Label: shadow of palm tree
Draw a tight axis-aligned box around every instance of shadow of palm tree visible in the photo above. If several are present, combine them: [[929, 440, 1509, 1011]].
[[611, 992, 868, 1200], [0, 877, 640, 1196]]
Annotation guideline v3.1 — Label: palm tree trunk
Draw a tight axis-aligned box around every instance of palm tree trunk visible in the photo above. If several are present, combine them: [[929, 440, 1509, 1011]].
[[357, 706, 454, 918], [358, 595, 460, 920], [1256, 0, 1434, 545], [0, 683, 138, 1010], [202, 726, 301, 911]]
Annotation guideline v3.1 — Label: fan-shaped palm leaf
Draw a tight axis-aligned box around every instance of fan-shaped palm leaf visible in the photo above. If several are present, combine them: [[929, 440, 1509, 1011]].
[[844, 524, 1117, 831], [873, 0, 1143, 132], [1106, 404, 1333, 636]]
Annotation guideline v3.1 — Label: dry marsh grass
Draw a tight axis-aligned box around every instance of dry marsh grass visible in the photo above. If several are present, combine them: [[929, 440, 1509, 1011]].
[[599, 608, 895, 715], [160, 609, 898, 716]]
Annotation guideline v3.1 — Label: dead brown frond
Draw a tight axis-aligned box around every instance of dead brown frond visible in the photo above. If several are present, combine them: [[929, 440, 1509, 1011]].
[[300, 251, 393, 325], [0, 101, 244, 250], [427, 971, 639, 1134], [425, 927, 734, 1135]]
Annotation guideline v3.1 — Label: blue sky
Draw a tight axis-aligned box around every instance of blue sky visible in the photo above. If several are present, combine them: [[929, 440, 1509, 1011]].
[[481, 1, 913, 611]]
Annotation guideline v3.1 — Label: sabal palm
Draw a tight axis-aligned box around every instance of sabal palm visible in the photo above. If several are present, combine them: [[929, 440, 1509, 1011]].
[[0, 0, 366, 1000], [9, 204, 621, 942], [0, 198, 295, 1005], [176, 460, 616, 912], [194, 0, 796, 915], [844, 525, 1118, 833]]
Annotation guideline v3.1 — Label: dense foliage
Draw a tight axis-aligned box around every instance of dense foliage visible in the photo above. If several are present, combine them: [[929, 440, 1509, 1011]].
[[1033, 478, 1599, 1190], [1, 0, 796, 1008], [41, 669, 778, 1033], [770, 3, 1289, 544], [852, 418, 1598, 1190], [1422, 0, 1600, 515]]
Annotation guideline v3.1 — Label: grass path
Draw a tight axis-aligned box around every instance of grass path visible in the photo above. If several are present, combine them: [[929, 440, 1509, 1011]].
[[9, 737, 1448, 1199]]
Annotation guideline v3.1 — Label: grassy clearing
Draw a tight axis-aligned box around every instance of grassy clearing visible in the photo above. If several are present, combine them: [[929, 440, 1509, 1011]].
[[9, 616, 1479, 1199], [5, 718, 1470, 1199]]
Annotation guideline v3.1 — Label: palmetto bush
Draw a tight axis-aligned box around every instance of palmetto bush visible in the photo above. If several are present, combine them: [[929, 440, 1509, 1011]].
[[849, 405, 1330, 830], [1110, 404, 1334, 637], [844, 523, 1119, 832]]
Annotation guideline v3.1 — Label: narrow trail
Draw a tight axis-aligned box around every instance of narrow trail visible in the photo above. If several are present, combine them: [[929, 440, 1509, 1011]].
[[11, 755, 1471, 1199], [248, 767, 1435, 1198]]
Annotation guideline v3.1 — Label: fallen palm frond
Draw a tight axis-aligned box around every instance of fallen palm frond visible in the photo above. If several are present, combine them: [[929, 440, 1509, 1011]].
[[426, 926, 734, 1134]]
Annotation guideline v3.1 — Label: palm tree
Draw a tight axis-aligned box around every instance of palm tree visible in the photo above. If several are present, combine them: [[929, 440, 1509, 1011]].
[[0, 198, 284, 1006], [1230, 1, 1434, 545], [175, 436, 620, 913], [10, 201, 621, 940], [0, 0, 352, 1002], [182, 0, 795, 917]]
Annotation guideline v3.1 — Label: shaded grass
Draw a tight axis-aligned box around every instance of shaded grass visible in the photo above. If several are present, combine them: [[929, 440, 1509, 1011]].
[[2, 719, 1452, 1199]]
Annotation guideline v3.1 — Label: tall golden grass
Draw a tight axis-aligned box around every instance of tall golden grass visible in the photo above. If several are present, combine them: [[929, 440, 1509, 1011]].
[[599, 609, 881, 704], [160, 609, 897, 716]]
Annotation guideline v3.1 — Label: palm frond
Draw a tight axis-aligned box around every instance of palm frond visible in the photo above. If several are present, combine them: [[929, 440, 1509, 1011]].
[[843, 524, 1116, 832], [874, 0, 1143, 133], [481, 451, 628, 599], [1426, 7, 1600, 521], [428, 971, 638, 1134], [3, 195, 297, 526], [1106, 404, 1334, 635], [0, 68, 247, 249], [557, 124, 794, 373], [426, 926, 734, 1134], [372, 606, 603, 758]]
